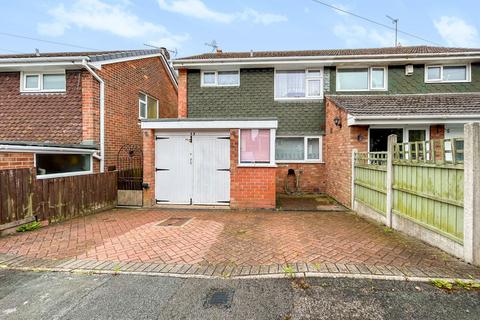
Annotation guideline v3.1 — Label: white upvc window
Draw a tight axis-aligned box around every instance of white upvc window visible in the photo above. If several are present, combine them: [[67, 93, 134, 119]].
[[139, 92, 159, 119], [35, 153, 93, 179], [336, 66, 387, 91], [238, 128, 276, 167], [274, 68, 324, 100], [275, 136, 323, 163], [201, 70, 240, 87], [21, 71, 66, 92], [425, 64, 470, 83]]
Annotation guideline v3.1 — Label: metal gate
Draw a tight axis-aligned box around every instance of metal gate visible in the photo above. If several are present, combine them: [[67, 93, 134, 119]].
[[117, 144, 143, 206]]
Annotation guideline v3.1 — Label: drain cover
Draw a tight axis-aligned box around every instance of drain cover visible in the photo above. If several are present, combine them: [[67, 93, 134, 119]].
[[157, 217, 191, 227], [204, 288, 234, 309]]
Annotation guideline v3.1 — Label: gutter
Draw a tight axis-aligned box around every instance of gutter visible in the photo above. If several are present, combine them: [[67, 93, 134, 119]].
[[348, 114, 480, 126], [0, 144, 98, 154], [0, 56, 89, 63], [82, 59, 105, 173]]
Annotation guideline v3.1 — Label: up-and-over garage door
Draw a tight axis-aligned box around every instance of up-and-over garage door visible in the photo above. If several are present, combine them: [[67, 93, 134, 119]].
[[155, 131, 230, 205]]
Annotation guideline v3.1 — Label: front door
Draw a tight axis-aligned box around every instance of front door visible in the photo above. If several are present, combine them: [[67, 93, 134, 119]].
[[155, 131, 230, 205]]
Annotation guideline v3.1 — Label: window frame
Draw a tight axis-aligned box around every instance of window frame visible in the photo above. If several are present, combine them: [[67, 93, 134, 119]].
[[424, 64, 471, 83], [20, 71, 66, 93], [336, 66, 388, 92], [367, 125, 430, 152], [274, 68, 324, 101], [200, 70, 240, 87], [138, 92, 159, 120], [238, 128, 276, 167], [35, 153, 93, 179], [275, 136, 323, 163]]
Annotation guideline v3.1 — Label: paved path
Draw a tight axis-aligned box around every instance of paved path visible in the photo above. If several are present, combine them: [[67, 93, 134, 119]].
[[0, 208, 479, 279], [1, 270, 479, 320]]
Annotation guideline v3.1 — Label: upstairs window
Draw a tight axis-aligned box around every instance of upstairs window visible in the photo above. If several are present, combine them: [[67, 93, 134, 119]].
[[139, 93, 159, 119], [201, 70, 239, 86], [425, 65, 469, 83], [336, 67, 387, 91], [275, 69, 323, 99], [22, 72, 66, 92]]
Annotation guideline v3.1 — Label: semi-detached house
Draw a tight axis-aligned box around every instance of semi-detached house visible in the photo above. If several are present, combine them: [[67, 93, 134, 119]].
[[141, 46, 480, 209], [0, 49, 178, 178]]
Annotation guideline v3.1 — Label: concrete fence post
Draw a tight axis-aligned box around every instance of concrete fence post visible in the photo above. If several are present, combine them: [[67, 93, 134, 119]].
[[351, 148, 358, 209], [464, 122, 480, 266], [385, 134, 397, 228]]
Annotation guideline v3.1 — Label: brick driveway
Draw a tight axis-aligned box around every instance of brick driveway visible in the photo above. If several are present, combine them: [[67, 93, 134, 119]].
[[0, 208, 478, 278]]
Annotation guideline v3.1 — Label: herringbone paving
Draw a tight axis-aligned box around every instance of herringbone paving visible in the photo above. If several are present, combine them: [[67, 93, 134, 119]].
[[0, 208, 478, 279]]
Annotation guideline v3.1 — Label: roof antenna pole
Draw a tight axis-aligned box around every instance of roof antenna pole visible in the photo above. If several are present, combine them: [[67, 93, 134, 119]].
[[386, 15, 399, 47], [205, 40, 219, 52]]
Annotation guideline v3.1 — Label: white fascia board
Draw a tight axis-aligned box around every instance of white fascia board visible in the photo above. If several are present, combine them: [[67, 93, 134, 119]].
[[173, 55, 480, 68], [0, 61, 84, 69], [0, 56, 89, 63], [348, 114, 480, 126], [0, 145, 98, 154], [141, 119, 278, 130]]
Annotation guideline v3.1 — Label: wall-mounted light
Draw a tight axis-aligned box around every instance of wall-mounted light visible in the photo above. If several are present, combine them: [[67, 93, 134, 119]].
[[333, 116, 342, 128]]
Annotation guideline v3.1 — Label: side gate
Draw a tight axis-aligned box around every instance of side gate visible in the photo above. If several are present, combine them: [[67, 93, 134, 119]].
[[117, 144, 143, 207]]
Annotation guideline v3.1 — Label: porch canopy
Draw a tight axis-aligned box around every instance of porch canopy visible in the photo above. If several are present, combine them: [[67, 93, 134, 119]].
[[327, 93, 480, 126]]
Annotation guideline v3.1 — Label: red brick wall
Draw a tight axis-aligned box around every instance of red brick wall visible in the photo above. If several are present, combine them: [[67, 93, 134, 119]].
[[324, 98, 368, 208], [0, 71, 83, 144], [142, 129, 156, 207], [81, 71, 100, 145], [94, 56, 177, 170], [230, 129, 276, 209], [178, 68, 188, 118], [275, 163, 326, 194], [430, 125, 445, 139], [0, 152, 34, 169]]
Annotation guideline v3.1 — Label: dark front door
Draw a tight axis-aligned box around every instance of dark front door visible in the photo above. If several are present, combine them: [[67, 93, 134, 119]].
[[369, 128, 403, 152]]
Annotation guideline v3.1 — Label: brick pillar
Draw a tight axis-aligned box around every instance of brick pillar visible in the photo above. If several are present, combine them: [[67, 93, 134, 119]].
[[143, 129, 156, 207], [178, 68, 188, 118]]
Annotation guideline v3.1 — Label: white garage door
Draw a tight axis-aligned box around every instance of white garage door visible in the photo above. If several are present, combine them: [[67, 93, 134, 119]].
[[155, 131, 230, 205]]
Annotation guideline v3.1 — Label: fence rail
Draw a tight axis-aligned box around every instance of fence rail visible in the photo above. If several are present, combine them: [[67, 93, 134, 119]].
[[0, 169, 117, 226]]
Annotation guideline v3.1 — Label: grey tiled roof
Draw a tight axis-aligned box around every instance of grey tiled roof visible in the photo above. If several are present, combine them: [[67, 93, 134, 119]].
[[177, 46, 480, 60], [327, 93, 480, 116], [0, 49, 166, 61]]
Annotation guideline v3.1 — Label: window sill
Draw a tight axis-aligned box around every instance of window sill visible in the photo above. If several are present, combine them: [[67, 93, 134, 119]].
[[425, 80, 470, 84], [237, 163, 277, 168], [201, 84, 240, 88], [36, 171, 93, 180], [276, 160, 324, 164], [274, 97, 323, 102], [21, 90, 66, 94]]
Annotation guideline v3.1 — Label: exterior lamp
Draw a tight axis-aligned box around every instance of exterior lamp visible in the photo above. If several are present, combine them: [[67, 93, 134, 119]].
[[333, 116, 342, 128]]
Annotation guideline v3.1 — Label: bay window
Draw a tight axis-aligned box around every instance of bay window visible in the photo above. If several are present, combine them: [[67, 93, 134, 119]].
[[425, 65, 469, 83], [275, 136, 322, 162], [21, 72, 66, 92], [336, 67, 387, 91], [275, 69, 323, 99]]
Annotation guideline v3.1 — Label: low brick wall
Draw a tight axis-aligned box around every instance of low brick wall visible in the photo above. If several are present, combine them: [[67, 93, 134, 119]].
[[275, 163, 326, 194], [230, 129, 276, 209]]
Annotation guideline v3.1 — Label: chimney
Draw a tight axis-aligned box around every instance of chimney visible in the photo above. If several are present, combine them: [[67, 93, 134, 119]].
[[216, 48, 223, 53]]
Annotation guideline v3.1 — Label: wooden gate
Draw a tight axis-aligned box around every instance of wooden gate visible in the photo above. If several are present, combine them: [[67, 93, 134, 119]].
[[117, 144, 143, 206]]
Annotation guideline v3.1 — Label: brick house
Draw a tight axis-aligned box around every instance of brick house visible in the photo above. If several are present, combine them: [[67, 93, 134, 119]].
[[141, 46, 480, 209], [0, 49, 178, 178]]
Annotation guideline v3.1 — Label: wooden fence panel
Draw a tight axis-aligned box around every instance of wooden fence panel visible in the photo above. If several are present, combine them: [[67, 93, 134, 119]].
[[0, 170, 117, 226], [392, 163, 464, 242], [353, 152, 388, 215]]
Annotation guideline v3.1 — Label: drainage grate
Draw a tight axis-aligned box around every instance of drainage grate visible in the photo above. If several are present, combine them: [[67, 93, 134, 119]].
[[204, 288, 235, 309], [157, 217, 192, 227]]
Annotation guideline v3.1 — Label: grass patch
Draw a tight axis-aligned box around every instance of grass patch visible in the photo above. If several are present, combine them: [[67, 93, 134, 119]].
[[430, 279, 480, 291], [16, 221, 41, 233]]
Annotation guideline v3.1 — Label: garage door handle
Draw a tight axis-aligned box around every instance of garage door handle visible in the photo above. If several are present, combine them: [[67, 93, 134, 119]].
[[156, 168, 170, 171], [217, 168, 230, 172]]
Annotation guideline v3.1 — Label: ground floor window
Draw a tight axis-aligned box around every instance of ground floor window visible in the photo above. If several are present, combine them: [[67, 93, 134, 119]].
[[275, 136, 322, 162], [36, 153, 92, 178], [239, 129, 271, 164]]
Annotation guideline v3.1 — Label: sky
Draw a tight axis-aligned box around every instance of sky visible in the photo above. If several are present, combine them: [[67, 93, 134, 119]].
[[0, 0, 479, 58]]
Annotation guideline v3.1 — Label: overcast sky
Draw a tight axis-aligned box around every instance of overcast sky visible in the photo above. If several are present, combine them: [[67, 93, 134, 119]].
[[1, 0, 479, 58]]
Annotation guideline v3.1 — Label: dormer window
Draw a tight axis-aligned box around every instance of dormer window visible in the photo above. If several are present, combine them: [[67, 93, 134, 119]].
[[425, 64, 470, 83], [21, 71, 66, 92]]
